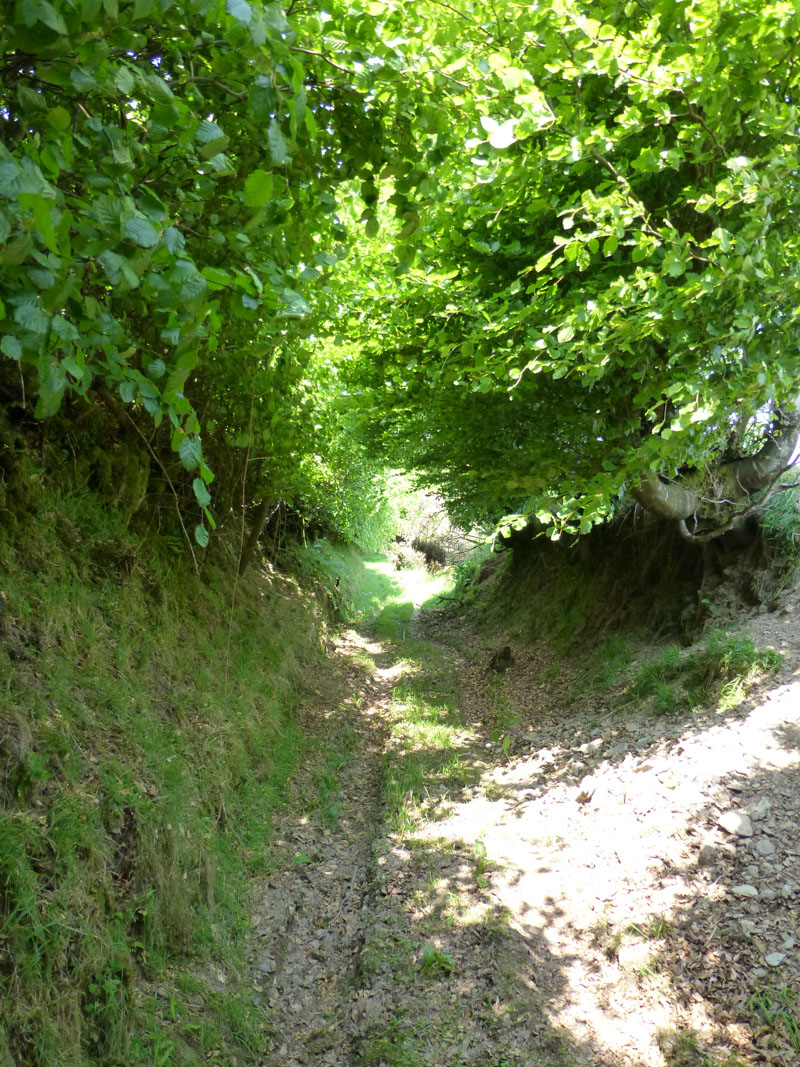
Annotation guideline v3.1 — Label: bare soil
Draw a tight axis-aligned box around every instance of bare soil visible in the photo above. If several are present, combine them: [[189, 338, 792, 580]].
[[249, 596, 800, 1067]]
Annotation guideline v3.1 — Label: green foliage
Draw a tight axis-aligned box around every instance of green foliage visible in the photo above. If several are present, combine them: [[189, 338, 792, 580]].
[[419, 941, 454, 977], [0, 487, 324, 1064], [749, 985, 800, 1052], [630, 629, 782, 713], [330, 0, 800, 532], [7, 0, 800, 545], [762, 486, 800, 567], [597, 634, 632, 688], [288, 356, 400, 550], [0, 0, 394, 545], [449, 545, 494, 602]]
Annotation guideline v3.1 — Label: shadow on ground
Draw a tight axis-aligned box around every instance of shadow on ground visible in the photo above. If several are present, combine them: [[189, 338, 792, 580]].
[[345, 602, 800, 1067]]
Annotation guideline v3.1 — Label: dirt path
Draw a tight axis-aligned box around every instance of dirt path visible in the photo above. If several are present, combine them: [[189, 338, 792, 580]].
[[248, 628, 400, 1065], [249, 599, 800, 1067]]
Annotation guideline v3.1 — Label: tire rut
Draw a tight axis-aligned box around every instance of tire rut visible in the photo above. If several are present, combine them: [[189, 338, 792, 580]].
[[249, 629, 393, 1066]]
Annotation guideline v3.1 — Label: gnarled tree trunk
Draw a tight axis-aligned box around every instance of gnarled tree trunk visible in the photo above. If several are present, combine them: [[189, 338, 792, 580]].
[[632, 412, 800, 536]]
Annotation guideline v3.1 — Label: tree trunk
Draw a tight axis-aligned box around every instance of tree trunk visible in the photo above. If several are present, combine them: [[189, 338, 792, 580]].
[[632, 413, 800, 527], [238, 500, 281, 576], [632, 477, 700, 521]]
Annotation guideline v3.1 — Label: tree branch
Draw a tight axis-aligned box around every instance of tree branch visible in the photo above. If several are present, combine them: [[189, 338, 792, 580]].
[[185, 77, 247, 99], [678, 463, 800, 544]]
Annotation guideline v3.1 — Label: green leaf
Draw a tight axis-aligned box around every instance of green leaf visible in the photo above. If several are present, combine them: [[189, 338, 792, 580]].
[[602, 234, 618, 256], [125, 217, 160, 248], [179, 436, 202, 470], [98, 250, 125, 284], [14, 299, 50, 335], [1, 335, 23, 361], [201, 266, 232, 288], [37, 1, 68, 33], [662, 249, 687, 277], [17, 193, 58, 254], [267, 120, 289, 165], [196, 120, 225, 144], [162, 227, 185, 254], [365, 215, 380, 238], [62, 356, 84, 380], [35, 358, 67, 418], [193, 478, 212, 507], [200, 135, 231, 160], [226, 0, 252, 22], [244, 169, 273, 208], [535, 250, 553, 272], [47, 106, 71, 131], [631, 243, 650, 263], [114, 66, 136, 95], [93, 195, 127, 235], [194, 524, 210, 548], [263, 2, 289, 31]]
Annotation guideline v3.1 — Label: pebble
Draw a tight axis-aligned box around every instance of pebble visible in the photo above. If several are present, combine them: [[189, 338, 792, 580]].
[[607, 742, 629, 757], [698, 843, 718, 868], [718, 810, 753, 837], [755, 836, 776, 855], [766, 952, 786, 967], [731, 884, 759, 898], [748, 797, 771, 819]]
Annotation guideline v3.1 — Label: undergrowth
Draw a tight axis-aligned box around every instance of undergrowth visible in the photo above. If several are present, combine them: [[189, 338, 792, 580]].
[[628, 629, 782, 714], [0, 487, 332, 1065]]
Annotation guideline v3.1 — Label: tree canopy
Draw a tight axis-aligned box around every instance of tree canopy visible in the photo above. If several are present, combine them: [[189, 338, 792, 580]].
[[3, 0, 800, 544]]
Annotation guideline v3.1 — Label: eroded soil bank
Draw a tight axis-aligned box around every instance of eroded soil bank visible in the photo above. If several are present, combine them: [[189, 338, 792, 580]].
[[249, 574, 800, 1067]]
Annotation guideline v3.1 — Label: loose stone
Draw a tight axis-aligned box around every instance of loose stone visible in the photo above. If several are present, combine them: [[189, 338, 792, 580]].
[[698, 843, 718, 868], [718, 810, 754, 837]]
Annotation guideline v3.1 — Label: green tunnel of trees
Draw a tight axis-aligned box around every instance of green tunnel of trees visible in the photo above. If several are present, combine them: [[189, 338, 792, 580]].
[[3, 0, 800, 548]]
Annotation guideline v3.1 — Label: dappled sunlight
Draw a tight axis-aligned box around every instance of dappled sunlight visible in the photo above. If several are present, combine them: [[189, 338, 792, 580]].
[[247, 555, 800, 1065], [405, 665, 800, 1065]]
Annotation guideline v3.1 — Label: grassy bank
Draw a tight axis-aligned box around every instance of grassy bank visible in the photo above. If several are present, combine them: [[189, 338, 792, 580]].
[[0, 492, 375, 1065]]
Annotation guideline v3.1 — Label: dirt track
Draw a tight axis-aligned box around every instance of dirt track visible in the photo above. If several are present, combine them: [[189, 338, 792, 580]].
[[249, 602, 800, 1066]]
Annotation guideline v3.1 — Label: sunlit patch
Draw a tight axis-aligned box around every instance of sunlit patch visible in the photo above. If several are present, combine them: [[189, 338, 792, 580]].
[[409, 675, 800, 1064]]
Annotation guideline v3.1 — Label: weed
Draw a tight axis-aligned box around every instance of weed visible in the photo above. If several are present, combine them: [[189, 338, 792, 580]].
[[311, 725, 357, 826], [628, 914, 671, 940], [656, 1027, 704, 1066], [0, 485, 344, 1064], [762, 485, 800, 568], [597, 633, 631, 687], [420, 940, 454, 976], [630, 629, 781, 714], [474, 838, 489, 887], [749, 985, 800, 1051]]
